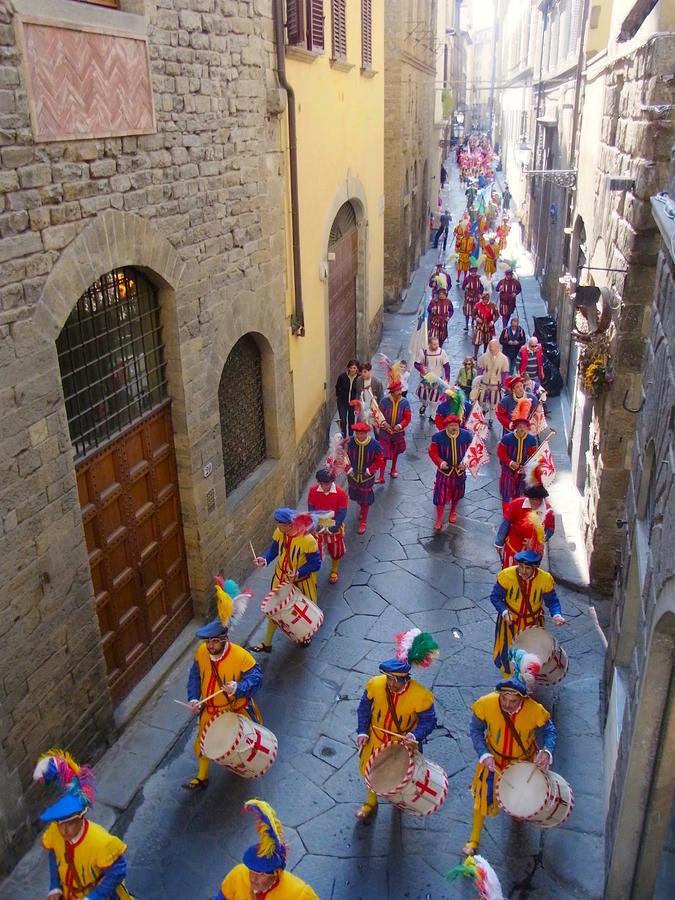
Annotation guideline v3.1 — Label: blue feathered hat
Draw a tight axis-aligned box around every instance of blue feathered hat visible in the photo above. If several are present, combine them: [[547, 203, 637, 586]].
[[33, 750, 96, 823], [241, 799, 287, 873], [496, 677, 529, 697], [379, 659, 411, 676], [273, 507, 296, 524], [514, 549, 542, 565]]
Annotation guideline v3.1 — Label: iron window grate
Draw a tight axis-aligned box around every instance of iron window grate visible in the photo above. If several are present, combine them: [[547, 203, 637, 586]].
[[219, 334, 267, 493], [56, 268, 168, 459]]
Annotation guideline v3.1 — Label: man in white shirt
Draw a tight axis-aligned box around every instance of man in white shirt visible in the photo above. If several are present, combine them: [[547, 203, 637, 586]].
[[473, 339, 509, 429]]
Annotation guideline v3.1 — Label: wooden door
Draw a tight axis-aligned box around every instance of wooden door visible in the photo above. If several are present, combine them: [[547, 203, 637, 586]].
[[76, 401, 192, 703], [328, 227, 358, 391]]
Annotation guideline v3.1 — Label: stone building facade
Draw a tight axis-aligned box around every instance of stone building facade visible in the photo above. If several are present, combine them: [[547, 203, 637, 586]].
[[602, 152, 674, 900], [383, 0, 437, 309], [0, 0, 298, 864]]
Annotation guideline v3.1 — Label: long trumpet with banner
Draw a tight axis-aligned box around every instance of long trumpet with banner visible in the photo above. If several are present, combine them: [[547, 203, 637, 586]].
[[408, 290, 429, 360], [524, 438, 557, 488]]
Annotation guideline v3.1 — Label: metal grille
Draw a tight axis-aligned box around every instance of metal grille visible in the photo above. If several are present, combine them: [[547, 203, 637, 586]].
[[219, 334, 266, 493], [329, 201, 357, 245], [56, 268, 167, 459]]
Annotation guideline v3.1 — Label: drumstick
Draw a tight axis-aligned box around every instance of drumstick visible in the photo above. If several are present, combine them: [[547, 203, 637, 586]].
[[373, 726, 418, 743], [249, 541, 257, 562], [173, 686, 230, 709]]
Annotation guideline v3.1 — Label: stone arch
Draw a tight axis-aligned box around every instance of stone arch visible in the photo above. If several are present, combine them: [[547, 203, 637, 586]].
[[32, 209, 186, 341], [322, 176, 370, 363], [606, 580, 675, 898]]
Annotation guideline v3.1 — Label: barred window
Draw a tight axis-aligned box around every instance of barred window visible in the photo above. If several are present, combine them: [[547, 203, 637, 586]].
[[56, 268, 167, 459], [219, 335, 267, 493], [332, 0, 347, 60], [361, 0, 372, 69]]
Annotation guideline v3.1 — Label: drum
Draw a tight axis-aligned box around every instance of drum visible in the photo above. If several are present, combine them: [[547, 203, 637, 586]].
[[224, 718, 278, 779], [364, 743, 448, 817], [260, 583, 324, 644], [497, 761, 574, 828], [200, 712, 278, 779], [200, 711, 245, 765], [512, 626, 569, 685]]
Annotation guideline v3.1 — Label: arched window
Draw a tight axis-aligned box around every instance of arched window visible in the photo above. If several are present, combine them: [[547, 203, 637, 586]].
[[56, 267, 167, 458], [219, 335, 266, 493]]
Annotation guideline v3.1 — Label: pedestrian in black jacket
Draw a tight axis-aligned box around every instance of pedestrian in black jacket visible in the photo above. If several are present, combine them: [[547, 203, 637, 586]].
[[499, 317, 526, 375], [335, 359, 360, 436]]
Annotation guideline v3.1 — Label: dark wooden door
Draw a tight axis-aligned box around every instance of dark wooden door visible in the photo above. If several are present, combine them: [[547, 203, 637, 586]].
[[328, 228, 358, 390], [76, 401, 192, 703]]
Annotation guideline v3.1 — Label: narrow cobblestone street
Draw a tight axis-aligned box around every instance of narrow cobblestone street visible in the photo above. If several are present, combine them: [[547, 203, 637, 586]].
[[0, 168, 608, 900]]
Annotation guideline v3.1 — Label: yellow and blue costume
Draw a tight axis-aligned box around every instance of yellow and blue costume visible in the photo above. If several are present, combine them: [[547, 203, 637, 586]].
[[258, 508, 321, 648], [466, 678, 556, 853], [215, 864, 318, 899], [490, 557, 561, 672], [212, 799, 318, 900], [33, 750, 133, 899], [356, 631, 439, 819]]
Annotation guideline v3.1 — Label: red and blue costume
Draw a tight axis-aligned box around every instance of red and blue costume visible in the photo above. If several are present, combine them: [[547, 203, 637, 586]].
[[497, 432, 538, 507], [429, 428, 473, 507], [496, 391, 539, 436], [377, 394, 412, 478], [495, 496, 555, 568], [434, 394, 472, 429], [496, 273, 522, 329], [308, 479, 348, 580]]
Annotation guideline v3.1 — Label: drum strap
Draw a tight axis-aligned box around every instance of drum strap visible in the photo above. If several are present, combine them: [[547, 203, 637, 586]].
[[499, 709, 529, 758], [209, 660, 226, 692], [385, 690, 403, 735]]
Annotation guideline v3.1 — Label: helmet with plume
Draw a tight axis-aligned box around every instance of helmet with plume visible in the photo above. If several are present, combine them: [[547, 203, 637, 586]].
[[242, 799, 288, 874], [33, 750, 96, 823], [378, 353, 404, 392], [349, 398, 372, 433], [525, 457, 549, 496], [441, 387, 465, 425], [383, 629, 440, 674], [197, 576, 253, 640], [421, 370, 452, 396]]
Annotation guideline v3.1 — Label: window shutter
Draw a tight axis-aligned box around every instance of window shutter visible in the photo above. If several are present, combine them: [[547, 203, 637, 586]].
[[331, 0, 347, 60], [286, 0, 305, 45], [307, 0, 325, 52], [361, 0, 372, 69]]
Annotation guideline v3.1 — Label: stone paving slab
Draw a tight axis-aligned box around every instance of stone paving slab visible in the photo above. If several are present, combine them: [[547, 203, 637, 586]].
[[0, 161, 608, 900]]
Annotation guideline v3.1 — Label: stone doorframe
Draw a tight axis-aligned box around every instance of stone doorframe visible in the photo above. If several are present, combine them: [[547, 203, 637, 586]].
[[321, 176, 370, 410], [31, 209, 204, 603]]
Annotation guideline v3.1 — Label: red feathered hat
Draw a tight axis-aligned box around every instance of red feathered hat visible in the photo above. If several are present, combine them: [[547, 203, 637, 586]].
[[352, 421, 371, 433], [443, 415, 462, 426], [505, 375, 523, 392], [511, 398, 532, 425]]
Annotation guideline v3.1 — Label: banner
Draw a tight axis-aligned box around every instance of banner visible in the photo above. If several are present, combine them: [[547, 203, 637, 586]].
[[465, 434, 490, 478], [524, 439, 556, 487]]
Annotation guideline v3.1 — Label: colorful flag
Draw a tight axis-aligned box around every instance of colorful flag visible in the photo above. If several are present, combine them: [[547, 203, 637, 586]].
[[530, 401, 548, 436], [408, 291, 428, 359], [465, 434, 490, 478], [466, 401, 489, 439], [525, 440, 556, 487]]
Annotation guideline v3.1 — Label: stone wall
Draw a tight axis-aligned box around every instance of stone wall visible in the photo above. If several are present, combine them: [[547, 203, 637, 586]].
[[0, 0, 295, 854], [603, 147, 675, 899], [572, 34, 674, 593], [383, 0, 437, 309]]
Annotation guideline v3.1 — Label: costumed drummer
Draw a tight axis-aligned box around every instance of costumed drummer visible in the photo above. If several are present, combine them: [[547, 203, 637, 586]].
[[33, 750, 133, 899], [490, 549, 565, 674], [252, 508, 321, 653], [307, 467, 348, 584], [213, 799, 318, 899], [464, 653, 557, 856], [185, 577, 262, 790], [355, 630, 439, 823]]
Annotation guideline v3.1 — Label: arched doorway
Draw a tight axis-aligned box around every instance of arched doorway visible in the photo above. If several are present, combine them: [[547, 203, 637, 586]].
[[57, 267, 192, 702], [328, 201, 358, 389], [218, 334, 267, 493]]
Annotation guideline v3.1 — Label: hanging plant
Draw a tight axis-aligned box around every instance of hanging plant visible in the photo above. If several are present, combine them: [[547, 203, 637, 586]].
[[578, 332, 614, 398]]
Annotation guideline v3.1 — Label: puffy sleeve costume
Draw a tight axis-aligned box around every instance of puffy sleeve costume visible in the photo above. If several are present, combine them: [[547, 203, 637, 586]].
[[262, 526, 321, 603], [428, 427, 473, 507], [490, 565, 562, 671], [469, 690, 556, 816], [215, 865, 318, 900], [497, 431, 538, 503], [346, 434, 384, 507], [43, 821, 131, 900], [378, 395, 412, 460], [495, 497, 555, 567]]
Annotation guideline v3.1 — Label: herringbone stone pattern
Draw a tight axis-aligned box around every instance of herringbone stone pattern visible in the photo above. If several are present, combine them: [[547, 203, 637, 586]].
[[23, 22, 154, 140]]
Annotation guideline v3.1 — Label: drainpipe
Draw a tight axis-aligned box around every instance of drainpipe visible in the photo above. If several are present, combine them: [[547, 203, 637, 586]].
[[273, 0, 304, 336]]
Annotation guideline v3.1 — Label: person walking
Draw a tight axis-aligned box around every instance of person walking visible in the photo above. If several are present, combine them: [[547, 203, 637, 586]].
[[499, 317, 526, 374], [335, 359, 360, 436]]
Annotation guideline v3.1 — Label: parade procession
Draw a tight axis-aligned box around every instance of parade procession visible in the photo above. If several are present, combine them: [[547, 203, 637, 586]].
[[1, 0, 672, 898], [21, 138, 591, 900]]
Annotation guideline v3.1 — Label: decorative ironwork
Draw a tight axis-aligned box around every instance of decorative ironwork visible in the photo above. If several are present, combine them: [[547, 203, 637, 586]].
[[219, 335, 266, 493], [57, 267, 167, 459], [524, 169, 578, 188]]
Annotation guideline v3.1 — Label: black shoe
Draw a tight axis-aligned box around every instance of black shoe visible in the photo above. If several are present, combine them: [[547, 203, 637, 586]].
[[419, 405, 426, 416]]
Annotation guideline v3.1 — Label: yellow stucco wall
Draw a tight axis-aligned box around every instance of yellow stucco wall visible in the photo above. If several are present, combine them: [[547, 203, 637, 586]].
[[283, 0, 385, 439]]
